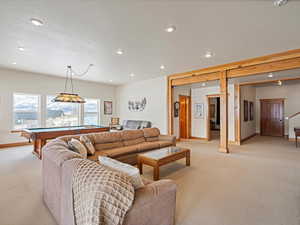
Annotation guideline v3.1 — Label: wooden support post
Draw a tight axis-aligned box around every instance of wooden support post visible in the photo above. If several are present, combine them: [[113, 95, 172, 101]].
[[167, 77, 174, 135], [219, 71, 229, 153]]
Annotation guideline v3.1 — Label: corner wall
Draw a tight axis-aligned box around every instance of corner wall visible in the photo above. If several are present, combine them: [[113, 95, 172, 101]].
[[115, 76, 168, 134]]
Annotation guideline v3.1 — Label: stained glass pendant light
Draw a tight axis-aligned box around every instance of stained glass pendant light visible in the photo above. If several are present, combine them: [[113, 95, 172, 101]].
[[53, 65, 92, 103]]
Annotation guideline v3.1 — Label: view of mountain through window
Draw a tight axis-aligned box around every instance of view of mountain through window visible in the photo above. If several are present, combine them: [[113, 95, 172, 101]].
[[84, 99, 99, 125], [46, 96, 79, 127], [13, 94, 40, 129]]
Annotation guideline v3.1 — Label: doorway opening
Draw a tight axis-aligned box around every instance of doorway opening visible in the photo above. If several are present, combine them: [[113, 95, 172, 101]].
[[207, 95, 221, 141], [179, 95, 191, 139]]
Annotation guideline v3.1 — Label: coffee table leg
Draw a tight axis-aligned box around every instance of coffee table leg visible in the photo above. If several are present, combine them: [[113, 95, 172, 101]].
[[154, 166, 159, 181], [138, 161, 143, 175], [186, 150, 190, 166]]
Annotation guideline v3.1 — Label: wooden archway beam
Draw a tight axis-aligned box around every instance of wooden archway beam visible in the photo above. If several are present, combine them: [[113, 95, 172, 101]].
[[167, 48, 300, 146], [169, 48, 300, 82]]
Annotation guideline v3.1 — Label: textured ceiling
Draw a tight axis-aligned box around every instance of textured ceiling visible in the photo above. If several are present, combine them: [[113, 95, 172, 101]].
[[0, 0, 300, 85]]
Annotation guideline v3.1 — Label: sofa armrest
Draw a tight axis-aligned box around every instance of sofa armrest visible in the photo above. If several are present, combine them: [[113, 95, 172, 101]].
[[123, 179, 176, 225], [159, 134, 176, 146], [43, 142, 82, 167]]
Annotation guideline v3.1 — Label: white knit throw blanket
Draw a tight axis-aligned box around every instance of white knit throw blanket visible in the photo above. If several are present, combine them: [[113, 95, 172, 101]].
[[72, 160, 135, 225]]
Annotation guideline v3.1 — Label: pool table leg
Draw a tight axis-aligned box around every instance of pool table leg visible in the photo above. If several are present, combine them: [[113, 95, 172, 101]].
[[33, 139, 46, 159]]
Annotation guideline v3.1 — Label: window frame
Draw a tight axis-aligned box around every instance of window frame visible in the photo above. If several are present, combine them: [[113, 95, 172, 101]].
[[12, 92, 42, 130], [82, 98, 101, 126], [45, 95, 81, 128]]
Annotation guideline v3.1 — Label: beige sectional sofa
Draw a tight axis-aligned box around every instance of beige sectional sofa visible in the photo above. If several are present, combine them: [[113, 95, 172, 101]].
[[42, 128, 177, 225], [58, 127, 176, 165]]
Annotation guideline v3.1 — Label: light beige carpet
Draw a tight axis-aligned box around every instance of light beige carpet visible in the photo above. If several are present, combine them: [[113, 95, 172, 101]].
[[1, 136, 300, 225]]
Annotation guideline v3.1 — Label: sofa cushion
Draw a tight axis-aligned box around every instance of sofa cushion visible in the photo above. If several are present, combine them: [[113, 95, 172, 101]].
[[124, 138, 145, 146], [136, 142, 160, 152], [121, 130, 145, 146], [105, 145, 139, 157], [143, 128, 160, 138], [145, 136, 159, 142], [68, 138, 87, 159], [94, 141, 124, 151], [88, 146, 139, 161], [90, 131, 122, 144], [80, 135, 96, 155], [98, 156, 144, 190], [87, 151, 109, 161], [156, 141, 172, 148]]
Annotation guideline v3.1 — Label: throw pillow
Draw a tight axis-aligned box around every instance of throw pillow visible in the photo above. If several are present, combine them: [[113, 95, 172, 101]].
[[68, 138, 87, 159], [80, 135, 96, 155], [98, 156, 144, 190]]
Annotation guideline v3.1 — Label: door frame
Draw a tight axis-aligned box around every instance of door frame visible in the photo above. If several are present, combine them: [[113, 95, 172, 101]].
[[206, 94, 221, 141], [179, 95, 191, 139], [260, 98, 285, 137]]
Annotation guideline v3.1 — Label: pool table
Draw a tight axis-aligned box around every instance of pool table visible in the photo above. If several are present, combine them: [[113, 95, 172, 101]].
[[22, 125, 110, 159]]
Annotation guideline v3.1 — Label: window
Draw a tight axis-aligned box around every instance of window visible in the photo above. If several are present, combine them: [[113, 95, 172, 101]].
[[13, 93, 40, 129], [46, 96, 79, 127], [83, 99, 100, 125]]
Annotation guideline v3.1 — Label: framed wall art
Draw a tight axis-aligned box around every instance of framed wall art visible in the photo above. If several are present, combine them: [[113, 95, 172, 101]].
[[244, 100, 248, 122], [104, 101, 113, 115], [194, 103, 204, 119], [250, 101, 254, 121], [174, 101, 180, 117]]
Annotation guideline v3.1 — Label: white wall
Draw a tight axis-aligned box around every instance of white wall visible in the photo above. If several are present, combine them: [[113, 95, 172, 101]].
[[0, 68, 116, 144], [191, 84, 235, 141], [255, 83, 300, 137], [116, 76, 168, 134], [240, 86, 256, 140]]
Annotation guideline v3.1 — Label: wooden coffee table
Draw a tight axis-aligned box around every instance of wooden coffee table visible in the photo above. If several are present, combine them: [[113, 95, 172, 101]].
[[137, 146, 191, 181]]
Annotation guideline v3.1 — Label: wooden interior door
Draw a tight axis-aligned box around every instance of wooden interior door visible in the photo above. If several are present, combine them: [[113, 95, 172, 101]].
[[260, 99, 284, 137], [179, 95, 191, 139]]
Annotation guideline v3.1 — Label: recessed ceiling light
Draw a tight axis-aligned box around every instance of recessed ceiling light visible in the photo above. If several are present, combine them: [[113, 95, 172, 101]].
[[204, 51, 214, 58], [165, 26, 176, 33], [30, 18, 44, 26], [278, 80, 282, 86], [268, 73, 274, 78], [116, 49, 124, 55], [109, 80, 113, 82], [202, 83, 206, 87], [274, 0, 288, 7], [18, 46, 25, 51], [160, 65, 165, 70], [130, 73, 135, 77], [12, 62, 17, 65]]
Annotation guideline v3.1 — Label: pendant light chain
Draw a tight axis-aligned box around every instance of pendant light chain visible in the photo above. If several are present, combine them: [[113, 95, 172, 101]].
[[52, 64, 93, 103]]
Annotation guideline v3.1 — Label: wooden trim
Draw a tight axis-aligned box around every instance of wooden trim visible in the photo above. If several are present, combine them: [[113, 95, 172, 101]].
[[0, 142, 32, 149], [207, 94, 221, 98], [219, 71, 229, 153], [241, 133, 257, 143], [239, 76, 300, 86], [171, 72, 219, 86], [229, 140, 240, 146], [190, 136, 209, 141], [169, 49, 300, 80], [11, 130, 23, 133], [227, 57, 300, 78], [288, 112, 300, 119], [167, 77, 174, 135], [234, 84, 241, 145]]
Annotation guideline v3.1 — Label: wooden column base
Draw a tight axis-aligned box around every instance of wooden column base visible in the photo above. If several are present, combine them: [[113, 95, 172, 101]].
[[219, 147, 229, 153]]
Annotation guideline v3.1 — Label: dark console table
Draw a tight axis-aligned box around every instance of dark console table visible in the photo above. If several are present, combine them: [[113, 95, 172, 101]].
[[294, 127, 300, 147]]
